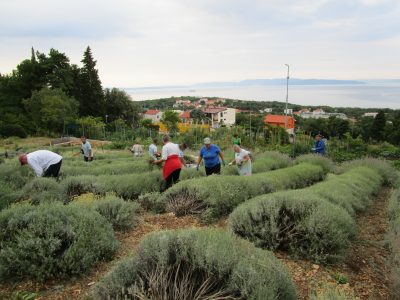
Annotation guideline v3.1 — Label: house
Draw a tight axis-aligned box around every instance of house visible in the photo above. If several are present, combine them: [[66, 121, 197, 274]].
[[143, 110, 163, 123], [179, 111, 192, 124], [202, 107, 236, 128], [263, 108, 273, 113], [264, 114, 295, 135], [294, 108, 347, 120], [173, 99, 192, 108], [284, 108, 293, 115], [363, 112, 379, 118]]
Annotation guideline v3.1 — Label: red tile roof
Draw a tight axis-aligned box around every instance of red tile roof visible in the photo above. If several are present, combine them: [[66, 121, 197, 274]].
[[264, 114, 295, 128], [180, 111, 191, 119], [144, 110, 161, 115], [202, 107, 227, 114]]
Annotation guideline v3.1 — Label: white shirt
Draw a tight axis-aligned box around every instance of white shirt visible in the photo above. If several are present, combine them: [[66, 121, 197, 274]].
[[161, 142, 180, 160], [27, 150, 62, 177], [81, 141, 92, 157], [235, 149, 250, 164], [149, 143, 158, 157]]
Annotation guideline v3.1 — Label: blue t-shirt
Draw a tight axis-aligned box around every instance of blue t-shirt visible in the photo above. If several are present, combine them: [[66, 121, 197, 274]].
[[200, 144, 221, 168], [314, 140, 325, 155]]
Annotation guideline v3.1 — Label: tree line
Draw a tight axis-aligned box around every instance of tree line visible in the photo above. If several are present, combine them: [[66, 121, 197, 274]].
[[0, 47, 141, 138]]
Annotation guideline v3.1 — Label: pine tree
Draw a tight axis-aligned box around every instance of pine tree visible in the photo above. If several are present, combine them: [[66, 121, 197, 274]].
[[370, 110, 386, 141], [78, 46, 105, 117]]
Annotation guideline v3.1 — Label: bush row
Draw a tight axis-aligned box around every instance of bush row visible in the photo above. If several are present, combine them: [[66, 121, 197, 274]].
[[61, 159, 155, 177], [92, 228, 297, 300], [228, 164, 386, 263], [387, 187, 400, 298], [0, 203, 119, 282], [160, 162, 326, 223], [223, 151, 292, 175]]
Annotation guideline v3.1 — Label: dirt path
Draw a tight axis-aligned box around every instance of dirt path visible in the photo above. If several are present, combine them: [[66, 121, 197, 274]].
[[279, 187, 392, 299]]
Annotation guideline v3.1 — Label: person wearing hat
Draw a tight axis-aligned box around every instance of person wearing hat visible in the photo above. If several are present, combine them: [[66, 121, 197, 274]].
[[312, 134, 326, 155], [228, 144, 252, 176], [196, 137, 225, 176], [19, 150, 63, 177], [153, 135, 182, 191]]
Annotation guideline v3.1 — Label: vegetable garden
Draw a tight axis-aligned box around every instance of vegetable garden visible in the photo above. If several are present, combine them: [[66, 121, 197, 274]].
[[0, 143, 398, 299]]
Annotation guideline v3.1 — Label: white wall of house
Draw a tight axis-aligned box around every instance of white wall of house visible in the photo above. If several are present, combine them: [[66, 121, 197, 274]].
[[143, 112, 163, 123]]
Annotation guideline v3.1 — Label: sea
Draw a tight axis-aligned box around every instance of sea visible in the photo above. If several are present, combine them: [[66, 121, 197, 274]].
[[125, 83, 400, 109]]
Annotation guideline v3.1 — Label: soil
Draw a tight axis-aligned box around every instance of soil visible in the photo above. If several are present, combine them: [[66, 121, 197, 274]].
[[0, 188, 393, 299], [279, 187, 392, 299]]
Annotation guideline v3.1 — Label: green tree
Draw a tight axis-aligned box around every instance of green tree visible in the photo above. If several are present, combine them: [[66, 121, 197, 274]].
[[190, 109, 206, 123], [370, 110, 386, 141], [161, 110, 180, 134], [77, 46, 105, 117], [23, 88, 78, 134], [77, 116, 105, 138], [104, 88, 141, 126], [327, 117, 349, 138]]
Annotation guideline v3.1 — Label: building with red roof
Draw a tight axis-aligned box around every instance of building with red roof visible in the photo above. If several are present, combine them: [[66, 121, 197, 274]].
[[143, 109, 163, 123], [264, 114, 295, 134], [202, 107, 236, 128]]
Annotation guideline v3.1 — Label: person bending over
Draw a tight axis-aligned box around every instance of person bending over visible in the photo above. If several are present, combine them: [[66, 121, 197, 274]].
[[153, 135, 182, 191], [19, 150, 62, 178]]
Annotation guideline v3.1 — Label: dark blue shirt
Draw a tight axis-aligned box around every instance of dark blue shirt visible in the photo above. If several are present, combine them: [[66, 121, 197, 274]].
[[200, 144, 221, 168], [314, 140, 326, 155]]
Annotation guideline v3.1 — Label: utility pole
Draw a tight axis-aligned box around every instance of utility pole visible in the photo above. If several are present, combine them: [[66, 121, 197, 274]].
[[284, 64, 289, 130]]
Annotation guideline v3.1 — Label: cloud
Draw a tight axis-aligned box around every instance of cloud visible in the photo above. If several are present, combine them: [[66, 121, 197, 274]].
[[0, 0, 399, 86]]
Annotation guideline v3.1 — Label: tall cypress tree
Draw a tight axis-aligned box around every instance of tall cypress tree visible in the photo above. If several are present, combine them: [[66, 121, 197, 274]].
[[370, 110, 386, 141], [78, 46, 105, 117]]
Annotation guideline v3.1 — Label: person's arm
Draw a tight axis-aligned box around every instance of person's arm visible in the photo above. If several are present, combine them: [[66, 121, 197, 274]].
[[154, 145, 167, 164], [218, 151, 225, 166]]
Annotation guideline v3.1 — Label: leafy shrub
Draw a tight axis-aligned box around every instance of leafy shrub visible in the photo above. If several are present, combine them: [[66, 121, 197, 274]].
[[92, 228, 296, 300], [0, 124, 27, 138], [305, 167, 382, 216], [0, 182, 19, 211], [340, 157, 398, 186], [21, 177, 60, 204], [0, 163, 31, 190], [160, 163, 325, 223], [93, 196, 140, 230], [387, 188, 400, 298], [222, 151, 292, 175], [97, 171, 164, 200], [60, 175, 104, 203], [0, 203, 118, 282], [295, 153, 335, 174], [229, 191, 355, 263], [229, 165, 384, 263], [137, 192, 164, 213], [61, 160, 152, 177]]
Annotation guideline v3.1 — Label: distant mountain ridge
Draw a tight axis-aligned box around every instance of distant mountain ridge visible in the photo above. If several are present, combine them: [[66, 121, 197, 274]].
[[124, 78, 366, 90]]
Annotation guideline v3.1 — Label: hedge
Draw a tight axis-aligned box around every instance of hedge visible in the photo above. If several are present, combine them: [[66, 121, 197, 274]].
[[61, 159, 153, 177], [387, 187, 400, 297], [0, 203, 119, 282], [229, 190, 356, 263], [92, 196, 140, 231], [160, 162, 326, 223], [92, 228, 296, 300], [295, 153, 335, 174], [229, 166, 386, 263], [340, 157, 398, 186], [223, 151, 292, 175]]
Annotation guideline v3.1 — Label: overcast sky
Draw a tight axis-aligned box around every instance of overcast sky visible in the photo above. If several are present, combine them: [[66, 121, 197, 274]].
[[1, 0, 399, 87]]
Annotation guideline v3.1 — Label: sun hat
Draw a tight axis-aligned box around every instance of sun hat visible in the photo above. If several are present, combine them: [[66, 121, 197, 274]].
[[203, 137, 211, 144]]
